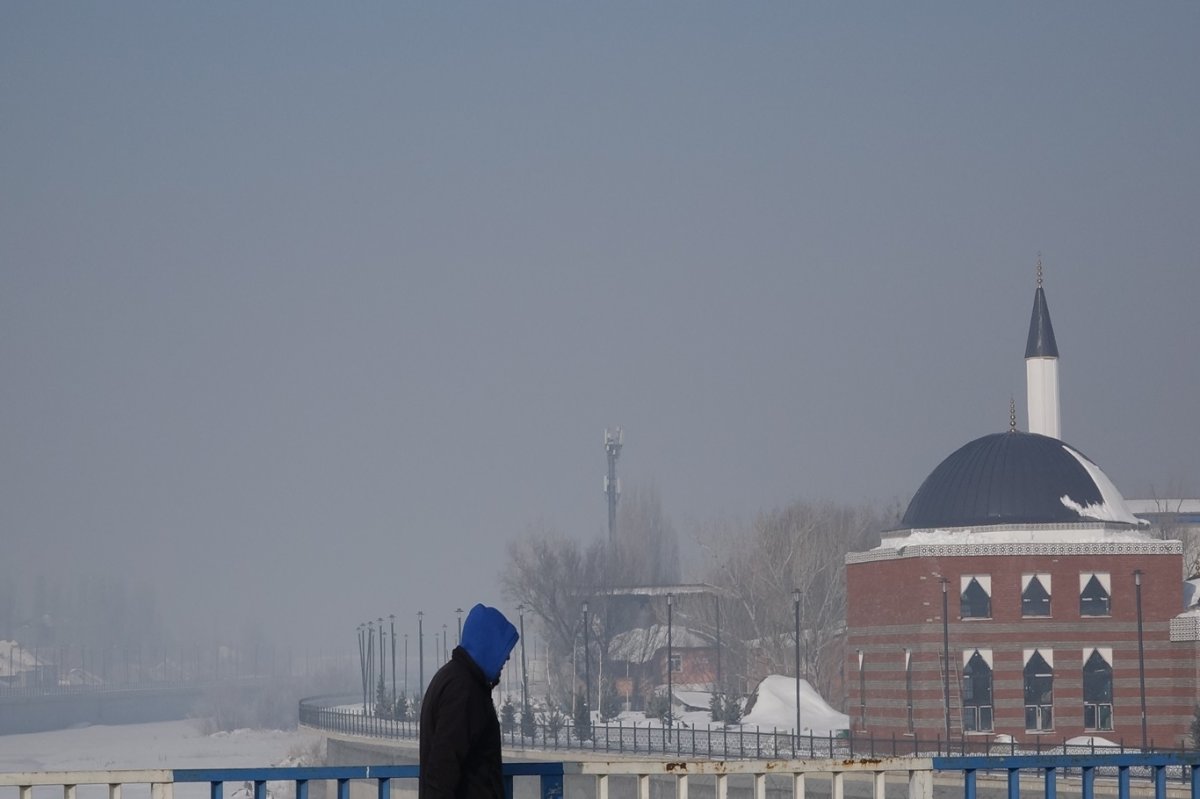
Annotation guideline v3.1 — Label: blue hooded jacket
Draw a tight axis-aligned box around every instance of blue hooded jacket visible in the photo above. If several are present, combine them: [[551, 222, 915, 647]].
[[459, 604, 519, 684]]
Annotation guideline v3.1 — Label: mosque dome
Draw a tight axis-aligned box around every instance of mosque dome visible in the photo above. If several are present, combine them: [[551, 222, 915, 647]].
[[899, 431, 1140, 530]]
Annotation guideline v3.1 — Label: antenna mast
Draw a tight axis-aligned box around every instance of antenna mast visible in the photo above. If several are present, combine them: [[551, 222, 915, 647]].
[[604, 428, 623, 551]]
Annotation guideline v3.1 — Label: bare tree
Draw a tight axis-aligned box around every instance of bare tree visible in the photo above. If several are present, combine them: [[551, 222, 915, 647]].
[[697, 499, 887, 702], [611, 483, 680, 587]]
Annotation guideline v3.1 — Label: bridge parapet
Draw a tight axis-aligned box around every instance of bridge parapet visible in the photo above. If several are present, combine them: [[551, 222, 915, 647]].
[[1, 754, 1197, 799]]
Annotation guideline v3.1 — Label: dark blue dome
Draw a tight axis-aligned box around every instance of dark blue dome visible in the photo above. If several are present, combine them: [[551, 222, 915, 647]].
[[900, 432, 1124, 529]]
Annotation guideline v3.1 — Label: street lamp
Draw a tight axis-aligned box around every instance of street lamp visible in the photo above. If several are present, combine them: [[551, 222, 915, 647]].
[[417, 611, 425, 698], [666, 592, 674, 739], [715, 594, 722, 694], [378, 617, 386, 700], [940, 577, 951, 743], [517, 604, 529, 736], [403, 633, 409, 698], [357, 623, 367, 714], [1134, 570, 1148, 749], [456, 608, 464, 645], [389, 614, 396, 702], [582, 600, 591, 721], [793, 588, 802, 739], [442, 624, 449, 662]]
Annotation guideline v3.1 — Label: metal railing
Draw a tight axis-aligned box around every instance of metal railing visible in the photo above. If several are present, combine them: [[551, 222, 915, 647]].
[[300, 694, 1200, 761], [2, 754, 1198, 799]]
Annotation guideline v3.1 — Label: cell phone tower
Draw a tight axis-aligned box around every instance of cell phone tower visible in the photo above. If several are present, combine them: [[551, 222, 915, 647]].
[[604, 427, 623, 551]]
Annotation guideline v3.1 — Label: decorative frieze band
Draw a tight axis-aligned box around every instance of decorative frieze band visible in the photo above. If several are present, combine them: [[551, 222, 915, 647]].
[[847, 540, 1181, 564]]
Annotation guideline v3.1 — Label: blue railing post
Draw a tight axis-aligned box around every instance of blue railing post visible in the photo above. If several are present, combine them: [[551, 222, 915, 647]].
[[964, 769, 976, 799], [1007, 767, 1019, 799], [1045, 766, 1056, 799]]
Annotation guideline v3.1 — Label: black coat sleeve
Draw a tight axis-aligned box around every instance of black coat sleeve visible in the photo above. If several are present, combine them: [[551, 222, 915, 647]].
[[422, 676, 476, 799]]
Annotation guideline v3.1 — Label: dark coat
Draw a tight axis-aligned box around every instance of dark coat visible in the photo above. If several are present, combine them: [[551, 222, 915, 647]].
[[418, 647, 505, 799]]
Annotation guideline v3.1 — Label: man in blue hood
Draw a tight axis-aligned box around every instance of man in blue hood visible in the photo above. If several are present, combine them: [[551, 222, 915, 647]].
[[419, 603, 519, 799]]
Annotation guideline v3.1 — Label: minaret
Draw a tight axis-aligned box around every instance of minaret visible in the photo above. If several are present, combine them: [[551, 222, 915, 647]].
[[1025, 256, 1061, 439]]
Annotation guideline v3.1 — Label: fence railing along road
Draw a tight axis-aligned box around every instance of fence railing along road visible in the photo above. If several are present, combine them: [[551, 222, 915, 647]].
[[300, 694, 1199, 762]]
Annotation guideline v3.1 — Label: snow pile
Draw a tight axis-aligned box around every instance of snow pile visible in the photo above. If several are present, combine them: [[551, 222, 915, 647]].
[[1064, 735, 1120, 748], [740, 674, 848, 734]]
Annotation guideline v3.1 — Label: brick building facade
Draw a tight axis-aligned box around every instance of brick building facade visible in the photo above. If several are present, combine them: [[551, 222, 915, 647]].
[[846, 538, 1193, 745], [843, 274, 1198, 747]]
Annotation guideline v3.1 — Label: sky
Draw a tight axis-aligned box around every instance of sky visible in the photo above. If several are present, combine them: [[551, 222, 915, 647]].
[[2, 4, 1198, 652]]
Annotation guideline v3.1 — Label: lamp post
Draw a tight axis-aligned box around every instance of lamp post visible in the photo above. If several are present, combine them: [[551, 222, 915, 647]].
[[517, 604, 529, 735], [940, 577, 951, 743], [378, 617, 386, 700], [582, 600, 591, 720], [442, 624, 449, 662], [1134, 570, 1148, 749], [403, 633, 409, 698], [365, 622, 373, 710], [715, 595, 722, 694], [357, 623, 367, 714], [417, 611, 425, 698], [666, 592, 674, 739], [456, 608, 464, 645], [793, 588, 802, 739], [389, 614, 396, 702]]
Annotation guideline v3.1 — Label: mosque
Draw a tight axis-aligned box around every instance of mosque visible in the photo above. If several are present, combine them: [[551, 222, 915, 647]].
[[844, 267, 1200, 747]]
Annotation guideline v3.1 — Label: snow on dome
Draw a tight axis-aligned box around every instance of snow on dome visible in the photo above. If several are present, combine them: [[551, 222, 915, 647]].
[[1058, 444, 1143, 525], [899, 432, 1141, 530]]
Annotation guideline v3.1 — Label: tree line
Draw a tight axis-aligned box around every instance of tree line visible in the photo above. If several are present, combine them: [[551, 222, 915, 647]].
[[501, 481, 898, 714]]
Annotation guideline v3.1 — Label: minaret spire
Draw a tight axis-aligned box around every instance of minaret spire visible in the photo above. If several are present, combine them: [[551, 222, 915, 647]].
[[1025, 254, 1061, 439], [1009, 396, 1017, 433]]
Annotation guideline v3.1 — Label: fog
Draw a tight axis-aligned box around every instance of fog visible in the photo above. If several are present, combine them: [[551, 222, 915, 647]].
[[2, 5, 1198, 658]]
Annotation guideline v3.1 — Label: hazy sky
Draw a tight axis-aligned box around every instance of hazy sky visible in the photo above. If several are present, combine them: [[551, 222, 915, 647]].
[[3, 3, 1198, 649]]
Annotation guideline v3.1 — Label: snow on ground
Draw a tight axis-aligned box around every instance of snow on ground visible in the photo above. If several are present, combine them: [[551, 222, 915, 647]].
[[0, 719, 318, 772], [0, 720, 320, 799], [592, 675, 847, 735]]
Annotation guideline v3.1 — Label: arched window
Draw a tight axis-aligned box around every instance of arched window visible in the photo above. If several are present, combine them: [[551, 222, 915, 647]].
[[1080, 573, 1111, 616], [961, 649, 993, 732], [1083, 649, 1113, 730], [1024, 649, 1054, 731], [960, 576, 991, 619], [1022, 574, 1051, 617]]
